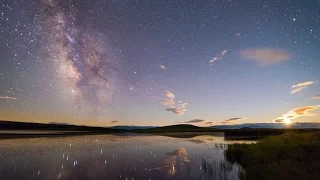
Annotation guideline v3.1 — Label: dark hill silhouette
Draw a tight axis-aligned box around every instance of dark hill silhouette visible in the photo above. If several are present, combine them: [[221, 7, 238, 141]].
[[0, 120, 122, 132]]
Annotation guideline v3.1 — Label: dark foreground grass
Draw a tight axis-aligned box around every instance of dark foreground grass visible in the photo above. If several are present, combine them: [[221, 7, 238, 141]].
[[225, 132, 320, 180]]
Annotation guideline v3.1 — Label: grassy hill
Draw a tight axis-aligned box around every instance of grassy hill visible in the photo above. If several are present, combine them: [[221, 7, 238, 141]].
[[0, 120, 124, 132], [134, 124, 220, 133]]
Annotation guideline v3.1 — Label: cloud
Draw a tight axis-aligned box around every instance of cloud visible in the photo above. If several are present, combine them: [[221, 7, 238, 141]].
[[209, 57, 218, 63], [291, 86, 307, 94], [182, 119, 205, 123], [165, 91, 175, 99], [222, 117, 245, 124], [292, 81, 314, 88], [234, 32, 241, 37], [274, 105, 320, 123], [111, 120, 119, 124], [187, 140, 206, 144], [209, 49, 228, 65], [49, 122, 69, 125], [160, 65, 166, 70], [240, 48, 291, 66], [161, 91, 187, 115], [0, 95, 17, 100], [291, 106, 318, 116], [274, 118, 287, 123], [221, 49, 228, 56], [291, 81, 314, 94], [166, 107, 186, 115], [313, 95, 320, 99], [205, 121, 214, 125], [281, 101, 290, 105], [163, 98, 175, 106]]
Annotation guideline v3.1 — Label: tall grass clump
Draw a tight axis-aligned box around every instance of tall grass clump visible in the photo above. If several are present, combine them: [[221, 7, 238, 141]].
[[225, 132, 320, 180]]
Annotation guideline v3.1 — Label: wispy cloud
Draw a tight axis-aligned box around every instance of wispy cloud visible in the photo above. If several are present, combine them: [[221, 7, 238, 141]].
[[291, 81, 314, 94], [221, 49, 228, 56], [0, 95, 17, 100], [111, 120, 119, 124], [313, 95, 320, 99], [209, 57, 218, 63], [291, 86, 307, 94], [163, 98, 175, 106], [222, 117, 245, 124], [162, 91, 187, 115], [180, 119, 205, 123], [160, 65, 166, 70], [166, 107, 186, 115], [234, 32, 241, 37], [292, 81, 314, 88], [281, 101, 290, 105], [240, 48, 291, 66], [205, 121, 214, 125], [165, 91, 175, 99], [209, 49, 228, 65], [274, 105, 320, 123], [188, 139, 206, 144]]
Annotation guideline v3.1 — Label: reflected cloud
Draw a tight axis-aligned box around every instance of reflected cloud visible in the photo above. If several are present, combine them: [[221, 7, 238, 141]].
[[163, 148, 190, 176], [164, 148, 190, 164], [240, 48, 291, 66]]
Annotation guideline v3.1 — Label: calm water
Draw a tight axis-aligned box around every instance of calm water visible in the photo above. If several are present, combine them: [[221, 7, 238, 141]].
[[0, 133, 253, 180]]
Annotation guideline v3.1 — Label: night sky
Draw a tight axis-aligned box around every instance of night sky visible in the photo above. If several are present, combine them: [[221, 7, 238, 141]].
[[0, 0, 320, 127]]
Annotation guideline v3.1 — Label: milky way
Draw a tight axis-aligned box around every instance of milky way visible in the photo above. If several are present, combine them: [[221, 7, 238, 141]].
[[41, 0, 118, 105]]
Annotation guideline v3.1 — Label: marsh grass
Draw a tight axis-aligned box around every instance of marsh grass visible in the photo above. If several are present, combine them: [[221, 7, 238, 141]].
[[199, 158, 240, 180], [225, 132, 320, 180]]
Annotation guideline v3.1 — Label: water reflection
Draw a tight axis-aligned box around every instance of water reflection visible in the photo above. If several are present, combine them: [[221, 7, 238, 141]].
[[163, 148, 190, 176], [0, 134, 252, 180]]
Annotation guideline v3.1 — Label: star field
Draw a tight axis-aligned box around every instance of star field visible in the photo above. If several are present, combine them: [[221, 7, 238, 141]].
[[0, 0, 320, 126]]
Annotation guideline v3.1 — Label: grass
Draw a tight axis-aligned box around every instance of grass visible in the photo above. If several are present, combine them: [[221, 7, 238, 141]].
[[200, 158, 239, 180], [225, 132, 320, 180]]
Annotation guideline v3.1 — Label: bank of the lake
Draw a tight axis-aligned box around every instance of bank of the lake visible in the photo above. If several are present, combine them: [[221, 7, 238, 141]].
[[225, 132, 320, 180]]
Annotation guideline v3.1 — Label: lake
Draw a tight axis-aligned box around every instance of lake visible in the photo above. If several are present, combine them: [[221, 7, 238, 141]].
[[0, 133, 253, 180]]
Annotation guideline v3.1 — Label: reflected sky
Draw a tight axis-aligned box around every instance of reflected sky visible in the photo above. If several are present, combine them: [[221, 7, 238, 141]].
[[0, 134, 251, 180]]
